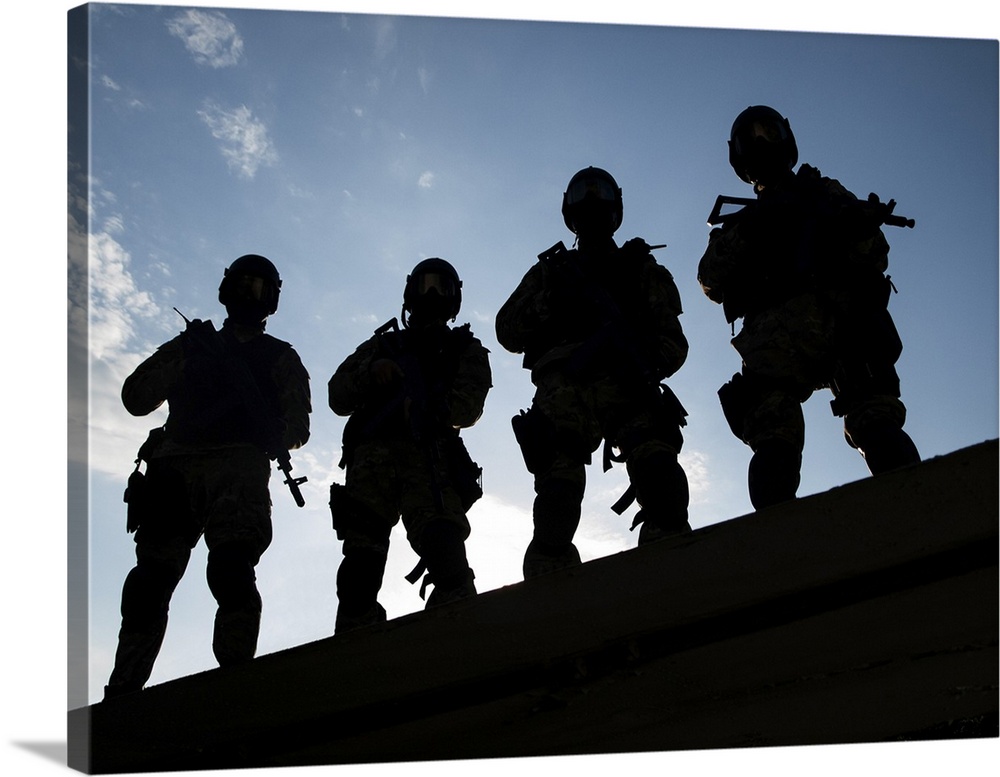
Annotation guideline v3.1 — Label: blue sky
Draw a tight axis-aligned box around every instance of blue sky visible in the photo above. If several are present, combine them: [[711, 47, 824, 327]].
[[10, 2, 999, 774], [68, 2, 1000, 709]]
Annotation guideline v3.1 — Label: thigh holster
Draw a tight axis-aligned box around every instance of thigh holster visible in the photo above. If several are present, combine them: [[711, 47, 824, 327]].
[[329, 482, 388, 545], [511, 406, 560, 474]]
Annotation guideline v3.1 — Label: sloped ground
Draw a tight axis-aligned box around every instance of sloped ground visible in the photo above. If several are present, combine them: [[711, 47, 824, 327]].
[[69, 440, 999, 774]]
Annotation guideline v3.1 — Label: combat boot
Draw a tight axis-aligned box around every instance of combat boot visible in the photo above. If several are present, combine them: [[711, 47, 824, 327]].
[[636, 513, 691, 545], [629, 452, 691, 545], [522, 538, 582, 579], [851, 421, 920, 475], [426, 569, 477, 608], [748, 439, 802, 510], [103, 680, 143, 700], [335, 602, 387, 634]]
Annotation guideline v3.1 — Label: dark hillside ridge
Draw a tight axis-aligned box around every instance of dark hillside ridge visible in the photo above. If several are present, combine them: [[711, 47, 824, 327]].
[[69, 439, 999, 774]]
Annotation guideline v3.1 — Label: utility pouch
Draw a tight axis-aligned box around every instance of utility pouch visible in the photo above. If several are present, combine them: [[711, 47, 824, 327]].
[[123, 467, 147, 534], [511, 406, 558, 476], [653, 383, 688, 455], [328, 481, 391, 541], [717, 372, 750, 443], [328, 482, 355, 538], [122, 426, 167, 533]]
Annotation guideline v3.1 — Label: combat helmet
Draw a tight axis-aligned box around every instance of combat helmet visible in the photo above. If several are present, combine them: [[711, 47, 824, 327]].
[[402, 257, 462, 327], [728, 105, 798, 185], [218, 253, 282, 323], [561, 166, 623, 237]]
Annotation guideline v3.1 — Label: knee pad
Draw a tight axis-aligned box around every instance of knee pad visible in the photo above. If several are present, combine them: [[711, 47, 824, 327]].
[[523, 537, 581, 579], [847, 418, 920, 474], [748, 439, 802, 510]]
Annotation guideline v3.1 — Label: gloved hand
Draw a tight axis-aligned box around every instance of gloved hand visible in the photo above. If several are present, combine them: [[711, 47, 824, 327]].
[[620, 237, 653, 260]]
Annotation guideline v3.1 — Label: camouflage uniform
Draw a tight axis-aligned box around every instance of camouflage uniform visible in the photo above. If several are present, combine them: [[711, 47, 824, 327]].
[[496, 238, 690, 577], [106, 319, 311, 697], [699, 163, 918, 508], [329, 320, 491, 631]]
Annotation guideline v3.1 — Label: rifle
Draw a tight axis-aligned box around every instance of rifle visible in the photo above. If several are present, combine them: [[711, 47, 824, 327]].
[[174, 308, 307, 507], [707, 192, 915, 229]]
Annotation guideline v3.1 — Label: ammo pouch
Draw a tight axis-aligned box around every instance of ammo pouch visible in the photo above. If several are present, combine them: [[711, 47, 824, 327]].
[[444, 436, 483, 512], [122, 426, 167, 533]]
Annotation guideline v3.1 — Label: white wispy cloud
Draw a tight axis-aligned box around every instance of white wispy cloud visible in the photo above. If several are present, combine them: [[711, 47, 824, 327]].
[[680, 449, 711, 506], [417, 171, 435, 189], [77, 205, 173, 476], [165, 9, 244, 69], [99, 72, 147, 111], [373, 18, 397, 62], [88, 216, 160, 362], [197, 101, 278, 180]]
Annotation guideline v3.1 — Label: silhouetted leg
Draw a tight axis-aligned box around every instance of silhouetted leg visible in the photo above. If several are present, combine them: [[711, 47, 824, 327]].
[[847, 419, 920, 475], [523, 475, 585, 579], [335, 538, 389, 633], [741, 381, 807, 511], [748, 438, 802, 510], [105, 549, 189, 698], [628, 449, 691, 544], [420, 519, 476, 607], [206, 542, 263, 667], [839, 386, 920, 476]]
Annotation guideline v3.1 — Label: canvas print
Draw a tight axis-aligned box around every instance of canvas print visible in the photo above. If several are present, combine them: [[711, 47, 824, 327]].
[[67, 2, 998, 773]]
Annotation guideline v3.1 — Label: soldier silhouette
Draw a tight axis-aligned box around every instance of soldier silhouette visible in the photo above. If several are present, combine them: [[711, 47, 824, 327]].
[[698, 105, 920, 510], [328, 258, 491, 632], [496, 166, 691, 579], [105, 254, 311, 698]]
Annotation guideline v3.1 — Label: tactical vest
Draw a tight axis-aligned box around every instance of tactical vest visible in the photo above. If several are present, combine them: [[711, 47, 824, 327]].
[[166, 327, 291, 448], [522, 244, 652, 371], [341, 323, 475, 456]]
